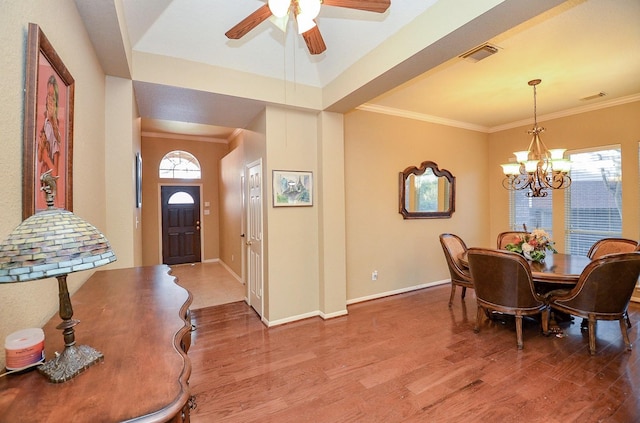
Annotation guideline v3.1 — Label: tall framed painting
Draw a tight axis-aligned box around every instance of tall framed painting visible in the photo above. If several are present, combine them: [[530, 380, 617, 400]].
[[272, 170, 313, 207], [23, 23, 74, 219]]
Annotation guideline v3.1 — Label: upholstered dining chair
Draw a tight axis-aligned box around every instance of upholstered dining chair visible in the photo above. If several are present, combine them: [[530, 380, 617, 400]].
[[439, 234, 474, 308], [496, 231, 529, 249], [545, 252, 640, 355], [587, 237, 639, 259], [467, 248, 549, 350], [587, 237, 639, 329]]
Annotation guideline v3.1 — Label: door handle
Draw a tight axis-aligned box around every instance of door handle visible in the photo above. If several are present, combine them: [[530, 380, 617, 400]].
[[246, 241, 252, 246]]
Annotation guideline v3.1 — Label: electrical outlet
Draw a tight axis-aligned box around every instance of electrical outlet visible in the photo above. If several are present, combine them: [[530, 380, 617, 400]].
[[372, 270, 378, 281]]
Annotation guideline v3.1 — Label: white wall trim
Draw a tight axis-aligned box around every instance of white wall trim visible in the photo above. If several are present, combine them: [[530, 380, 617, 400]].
[[215, 259, 243, 284], [347, 279, 450, 305], [262, 280, 450, 327], [356, 104, 489, 133], [142, 131, 229, 144], [358, 93, 640, 134]]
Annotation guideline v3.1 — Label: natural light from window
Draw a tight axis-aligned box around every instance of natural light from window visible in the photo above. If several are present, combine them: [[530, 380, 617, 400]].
[[159, 150, 201, 179], [565, 147, 622, 255], [167, 192, 195, 204]]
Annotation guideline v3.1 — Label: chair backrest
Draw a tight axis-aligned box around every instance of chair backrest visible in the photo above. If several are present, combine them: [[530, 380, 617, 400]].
[[587, 238, 638, 259], [439, 233, 471, 282], [467, 248, 543, 309], [496, 231, 530, 249], [555, 252, 640, 314]]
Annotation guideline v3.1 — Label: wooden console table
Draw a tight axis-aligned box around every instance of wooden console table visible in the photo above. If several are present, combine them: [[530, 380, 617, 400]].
[[0, 265, 193, 422]]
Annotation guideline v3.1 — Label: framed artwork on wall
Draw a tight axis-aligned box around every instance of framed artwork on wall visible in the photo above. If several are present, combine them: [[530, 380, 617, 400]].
[[23, 23, 74, 219], [135, 152, 142, 208], [272, 170, 313, 207]]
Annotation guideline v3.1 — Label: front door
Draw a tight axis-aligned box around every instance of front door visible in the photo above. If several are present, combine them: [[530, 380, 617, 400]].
[[161, 185, 201, 265], [246, 160, 263, 317]]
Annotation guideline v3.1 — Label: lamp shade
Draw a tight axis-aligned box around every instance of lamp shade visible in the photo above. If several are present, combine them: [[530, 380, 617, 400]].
[[298, 0, 321, 20], [0, 208, 116, 283], [268, 0, 291, 18]]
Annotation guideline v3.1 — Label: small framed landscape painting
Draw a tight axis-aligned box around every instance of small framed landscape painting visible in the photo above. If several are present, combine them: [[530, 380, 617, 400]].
[[272, 170, 313, 207]]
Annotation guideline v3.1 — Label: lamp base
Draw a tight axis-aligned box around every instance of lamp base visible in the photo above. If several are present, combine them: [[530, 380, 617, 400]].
[[38, 344, 104, 383]]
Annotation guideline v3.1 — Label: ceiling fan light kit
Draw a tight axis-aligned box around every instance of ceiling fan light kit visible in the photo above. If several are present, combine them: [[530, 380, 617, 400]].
[[268, 0, 292, 17], [227, 0, 391, 55]]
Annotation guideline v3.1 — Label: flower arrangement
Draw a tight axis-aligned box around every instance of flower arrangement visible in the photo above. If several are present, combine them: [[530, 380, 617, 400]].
[[505, 229, 557, 262]]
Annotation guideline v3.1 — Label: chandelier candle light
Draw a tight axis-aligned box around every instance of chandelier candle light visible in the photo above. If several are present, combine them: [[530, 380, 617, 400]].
[[501, 79, 571, 197]]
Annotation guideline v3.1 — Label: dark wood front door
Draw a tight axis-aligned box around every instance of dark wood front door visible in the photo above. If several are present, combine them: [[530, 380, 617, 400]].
[[161, 185, 201, 265]]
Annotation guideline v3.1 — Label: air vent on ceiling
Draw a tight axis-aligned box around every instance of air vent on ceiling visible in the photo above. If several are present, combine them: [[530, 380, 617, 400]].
[[460, 43, 499, 62], [580, 92, 606, 101]]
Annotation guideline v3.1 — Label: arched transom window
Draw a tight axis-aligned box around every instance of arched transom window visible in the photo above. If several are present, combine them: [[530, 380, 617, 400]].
[[168, 191, 195, 204], [159, 150, 201, 179]]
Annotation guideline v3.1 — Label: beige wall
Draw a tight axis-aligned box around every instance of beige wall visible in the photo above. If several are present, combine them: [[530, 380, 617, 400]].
[[344, 110, 490, 301], [141, 136, 229, 265], [219, 140, 244, 278], [105, 76, 140, 268], [264, 106, 321, 322], [487, 101, 640, 251], [0, 1, 112, 369]]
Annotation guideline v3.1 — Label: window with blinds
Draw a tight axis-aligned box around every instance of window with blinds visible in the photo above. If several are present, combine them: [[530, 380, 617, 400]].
[[565, 147, 622, 255], [509, 190, 553, 235]]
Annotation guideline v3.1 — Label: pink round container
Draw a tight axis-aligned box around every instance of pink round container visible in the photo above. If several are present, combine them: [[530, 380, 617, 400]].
[[5, 328, 45, 371]]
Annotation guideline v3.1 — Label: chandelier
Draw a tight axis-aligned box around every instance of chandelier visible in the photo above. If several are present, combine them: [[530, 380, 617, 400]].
[[269, 0, 322, 34], [501, 79, 571, 197]]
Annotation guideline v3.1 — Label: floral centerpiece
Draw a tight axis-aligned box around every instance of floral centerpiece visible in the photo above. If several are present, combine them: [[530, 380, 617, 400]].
[[505, 229, 557, 262]]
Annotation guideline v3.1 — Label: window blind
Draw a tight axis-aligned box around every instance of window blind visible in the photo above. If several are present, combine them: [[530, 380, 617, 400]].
[[509, 190, 553, 235], [565, 147, 622, 256]]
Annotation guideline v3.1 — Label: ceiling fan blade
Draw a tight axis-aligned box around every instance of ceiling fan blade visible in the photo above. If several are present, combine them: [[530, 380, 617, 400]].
[[225, 4, 273, 39], [321, 0, 390, 13], [301, 25, 326, 55]]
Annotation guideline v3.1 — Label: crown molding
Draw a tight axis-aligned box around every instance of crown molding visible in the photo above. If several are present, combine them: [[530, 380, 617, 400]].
[[141, 131, 229, 144], [355, 104, 490, 133], [358, 93, 640, 134]]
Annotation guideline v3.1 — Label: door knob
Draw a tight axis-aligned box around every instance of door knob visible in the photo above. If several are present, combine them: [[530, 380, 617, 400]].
[[246, 241, 252, 246]]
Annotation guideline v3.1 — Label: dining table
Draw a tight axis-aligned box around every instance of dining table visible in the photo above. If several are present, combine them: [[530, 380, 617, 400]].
[[458, 250, 593, 334], [458, 251, 592, 288]]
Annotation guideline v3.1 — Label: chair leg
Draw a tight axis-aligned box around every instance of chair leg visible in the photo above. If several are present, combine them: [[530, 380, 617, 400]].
[[448, 284, 457, 308], [474, 306, 484, 333], [624, 311, 631, 329], [461, 287, 467, 299], [541, 308, 550, 336], [515, 314, 524, 350], [588, 315, 597, 355], [620, 317, 633, 351]]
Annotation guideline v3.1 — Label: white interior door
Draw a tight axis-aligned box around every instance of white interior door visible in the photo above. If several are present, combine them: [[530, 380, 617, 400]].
[[246, 160, 263, 317]]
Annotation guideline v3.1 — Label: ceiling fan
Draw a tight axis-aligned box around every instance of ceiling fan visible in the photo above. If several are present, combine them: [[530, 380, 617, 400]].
[[225, 0, 391, 55]]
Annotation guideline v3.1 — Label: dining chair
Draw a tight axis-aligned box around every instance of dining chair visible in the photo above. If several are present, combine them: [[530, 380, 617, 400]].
[[467, 248, 549, 350], [496, 231, 529, 249], [439, 233, 474, 308], [587, 237, 639, 329], [587, 237, 638, 259], [546, 252, 640, 355]]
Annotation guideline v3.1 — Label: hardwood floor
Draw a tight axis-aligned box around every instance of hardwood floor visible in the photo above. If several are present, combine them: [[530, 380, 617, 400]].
[[187, 285, 640, 422]]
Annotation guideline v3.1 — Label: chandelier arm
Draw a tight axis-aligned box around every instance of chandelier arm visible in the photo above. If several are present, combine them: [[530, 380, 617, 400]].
[[501, 78, 571, 197]]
